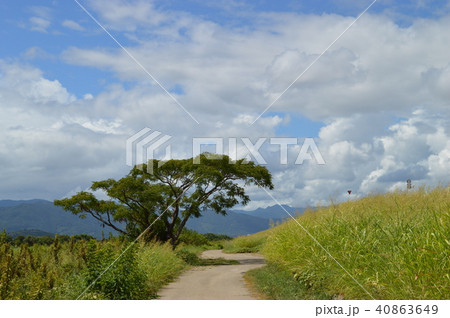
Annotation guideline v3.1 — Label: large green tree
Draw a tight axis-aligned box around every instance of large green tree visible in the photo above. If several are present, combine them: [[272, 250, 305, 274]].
[[55, 153, 273, 247]]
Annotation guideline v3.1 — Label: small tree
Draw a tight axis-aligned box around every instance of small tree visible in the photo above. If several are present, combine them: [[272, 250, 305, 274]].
[[55, 153, 273, 247]]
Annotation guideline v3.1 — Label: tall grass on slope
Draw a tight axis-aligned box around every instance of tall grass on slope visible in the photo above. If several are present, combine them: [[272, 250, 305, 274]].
[[222, 233, 267, 253], [262, 187, 450, 299], [138, 243, 186, 298]]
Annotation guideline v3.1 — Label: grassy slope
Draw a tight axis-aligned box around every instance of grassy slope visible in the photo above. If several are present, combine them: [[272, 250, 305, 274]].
[[244, 187, 450, 299]]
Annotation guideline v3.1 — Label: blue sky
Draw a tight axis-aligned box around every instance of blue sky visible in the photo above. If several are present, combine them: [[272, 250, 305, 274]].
[[0, 0, 423, 135], [1, 0, 450, 207], [2, 0, 448, 100], [0, 0, 445, 100]]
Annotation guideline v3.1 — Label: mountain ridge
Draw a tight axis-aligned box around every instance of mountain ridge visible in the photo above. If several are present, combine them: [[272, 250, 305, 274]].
[[0, 199, 303, 237]]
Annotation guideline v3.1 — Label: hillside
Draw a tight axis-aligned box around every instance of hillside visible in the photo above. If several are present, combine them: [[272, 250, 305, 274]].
[[239, 187, 450, 300], [0, 200, 114, 239], [233, 204, 303, 220], [0, 199, 47, 207], [8, 229, 56, 238], [0, 199, 299, 238], [186, 210, 273, 237], [186, 205, 304, 237]]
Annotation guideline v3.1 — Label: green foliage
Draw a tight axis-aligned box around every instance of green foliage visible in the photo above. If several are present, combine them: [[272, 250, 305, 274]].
[[0, 237, 188, 300], [9, 233, 95, 246], [178, 229, 209, 246], [175, 249, 202, 265], [0, 237, 87, 299], [82, 240, 147, 300], [55, 154, 273, 247], [171, 229, 232, 249], [0, 230, 10, 243], [223, 234, 267, 253], [261, 187, 450, 299], [203, 233, 233, 241]]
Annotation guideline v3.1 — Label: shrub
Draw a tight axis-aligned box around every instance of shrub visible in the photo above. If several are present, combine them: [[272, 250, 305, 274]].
[[178, 229, 208, 246], [83, 240, 147, 300], [175, 249, 201, 265]]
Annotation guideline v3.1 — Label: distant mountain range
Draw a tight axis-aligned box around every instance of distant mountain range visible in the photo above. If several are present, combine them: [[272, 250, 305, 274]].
[[0, 199, 303, 238], [8, 229, 56, 239], [0, 199, 47, 207], [233, 205, 303, 219], [187, 205, 304, 236], [0, 200, 114, 239], [187, 210, 272, 236]]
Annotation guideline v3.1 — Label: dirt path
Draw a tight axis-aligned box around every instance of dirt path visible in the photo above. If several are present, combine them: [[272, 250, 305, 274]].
[[158, 250, 265, 300]]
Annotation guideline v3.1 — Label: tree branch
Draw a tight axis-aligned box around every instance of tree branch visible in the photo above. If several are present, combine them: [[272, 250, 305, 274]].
[[79, 203, 128, 235]]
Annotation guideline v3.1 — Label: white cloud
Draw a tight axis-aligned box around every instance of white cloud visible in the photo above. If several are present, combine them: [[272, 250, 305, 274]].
[[28, 6, 52, 19], [0, 62, 75, 104], [2, 4, 450, 207], [241, 107, 450, 208], [21, 47, 52, 60], [0, 60, 281, 200], [88, 0, 168, 31], [62, 20, 85, 31], [0, 62, 127, 199], [77, 118, 125, 135], [29, 16, 51, 32], [428, 144, 450, 181], [61, 12, 450, 123], [27, 5, 52, 33]]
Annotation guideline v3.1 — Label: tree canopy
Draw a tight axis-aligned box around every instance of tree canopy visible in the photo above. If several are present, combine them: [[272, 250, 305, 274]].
[[54, 153, 273, 246]]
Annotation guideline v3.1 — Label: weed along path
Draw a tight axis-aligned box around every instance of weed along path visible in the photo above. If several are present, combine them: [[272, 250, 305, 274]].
[[158, 250, 265, 300]]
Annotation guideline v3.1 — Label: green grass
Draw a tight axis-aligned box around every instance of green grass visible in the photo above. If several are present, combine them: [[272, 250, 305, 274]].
[[242, 187, 450, 299], [245, 263, 330, 300], [138, 242, 187, 298], [222, 234, 267, 253]]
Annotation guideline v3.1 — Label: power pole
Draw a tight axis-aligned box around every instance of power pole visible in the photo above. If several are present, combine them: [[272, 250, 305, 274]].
[[407, 179, 412, 190]]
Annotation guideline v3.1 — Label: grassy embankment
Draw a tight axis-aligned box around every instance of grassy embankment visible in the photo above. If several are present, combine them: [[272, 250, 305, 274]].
[[228, 187, 450, 299]]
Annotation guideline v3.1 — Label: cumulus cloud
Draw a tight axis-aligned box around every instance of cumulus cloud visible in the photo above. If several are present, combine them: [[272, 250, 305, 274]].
[[0, 60, 282, 200], [0, 62, 75, 104], [277, 110, 450, 207], [2, 2, 450, 207], [0, 63, 126, 199], [61, 11, 450, 123]]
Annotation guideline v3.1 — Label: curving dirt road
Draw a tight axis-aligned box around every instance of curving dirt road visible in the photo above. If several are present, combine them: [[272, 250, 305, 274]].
[[158, 250, 265, 300]]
